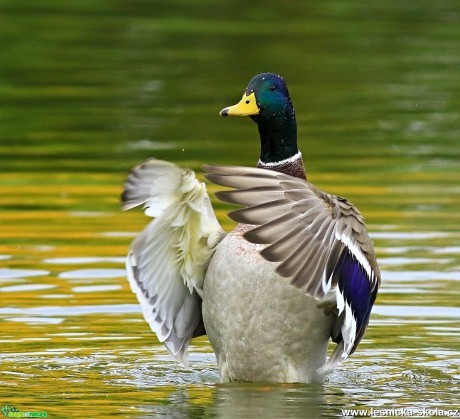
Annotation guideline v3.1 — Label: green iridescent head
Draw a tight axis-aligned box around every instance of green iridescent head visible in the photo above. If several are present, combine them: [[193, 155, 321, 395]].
[[220, 73, 298, 164]]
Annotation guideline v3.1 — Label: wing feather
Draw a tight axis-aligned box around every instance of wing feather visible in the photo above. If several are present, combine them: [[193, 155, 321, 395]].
[[123, 159, 226, 364], [244, 213, 299, 244], [204, 164, 381, 368], [229, 199, 294, 225]]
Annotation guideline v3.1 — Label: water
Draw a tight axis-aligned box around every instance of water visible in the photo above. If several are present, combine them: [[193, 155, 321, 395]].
[[1, 1, 459, 417]]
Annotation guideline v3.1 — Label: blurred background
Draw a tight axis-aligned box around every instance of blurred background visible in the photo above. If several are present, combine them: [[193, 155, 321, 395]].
[[0, 1, 459, 417]]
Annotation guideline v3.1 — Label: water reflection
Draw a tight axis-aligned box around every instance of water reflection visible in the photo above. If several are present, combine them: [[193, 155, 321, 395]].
[[372, 232, 460, 240], [0, 284, 56, 292], [382, 271, 460, 281], [58, 268, 126, 279], [44, 257, 126, 264], [72, 284, 122, 293], [208, 383, 327, 418], [0, 304, 140, 317], [373, 305, 460, 318], [379, 257, 453, 266], [0, 269, 49, 279]]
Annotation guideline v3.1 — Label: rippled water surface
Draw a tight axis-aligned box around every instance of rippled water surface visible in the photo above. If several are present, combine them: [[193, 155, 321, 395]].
[[0, 1, 459, 417]]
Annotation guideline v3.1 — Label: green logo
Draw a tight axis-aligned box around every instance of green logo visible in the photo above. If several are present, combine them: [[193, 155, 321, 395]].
[[1, 406, 18, 417], [1, 405, 47, 418]]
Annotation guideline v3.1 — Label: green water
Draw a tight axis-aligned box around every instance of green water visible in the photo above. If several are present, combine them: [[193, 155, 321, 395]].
[[0, 1, 459, 417]]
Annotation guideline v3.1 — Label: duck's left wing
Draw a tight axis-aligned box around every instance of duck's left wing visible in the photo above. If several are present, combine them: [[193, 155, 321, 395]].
[[123, 159, 225, 364], [204, 164, 380, 367]]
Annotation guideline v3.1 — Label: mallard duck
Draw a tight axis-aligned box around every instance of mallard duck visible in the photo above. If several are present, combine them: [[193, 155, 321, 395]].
[[122, 73, 380, 383]]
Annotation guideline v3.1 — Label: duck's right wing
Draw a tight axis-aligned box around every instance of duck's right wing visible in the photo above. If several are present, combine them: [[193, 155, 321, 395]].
[[204, 164, 380, 368], [122, 159, 225, 364]]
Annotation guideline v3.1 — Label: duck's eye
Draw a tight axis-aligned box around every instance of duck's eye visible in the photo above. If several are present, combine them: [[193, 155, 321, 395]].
[[269, 85, 276, 91]]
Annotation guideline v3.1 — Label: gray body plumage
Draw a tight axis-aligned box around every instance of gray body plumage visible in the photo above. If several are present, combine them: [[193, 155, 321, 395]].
[[203, 224, 333, 383]]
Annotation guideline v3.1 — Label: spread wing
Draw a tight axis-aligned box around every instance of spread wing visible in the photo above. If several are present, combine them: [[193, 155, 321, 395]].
[[204, 164, 380, 367], [122, 159, 225, 364]]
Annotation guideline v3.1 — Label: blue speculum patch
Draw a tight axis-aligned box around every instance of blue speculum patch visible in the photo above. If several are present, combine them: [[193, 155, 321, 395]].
[[336, 249, 376, 350]]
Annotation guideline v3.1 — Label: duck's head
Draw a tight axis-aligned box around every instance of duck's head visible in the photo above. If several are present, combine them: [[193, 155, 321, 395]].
[[220, 73, 299, 166]]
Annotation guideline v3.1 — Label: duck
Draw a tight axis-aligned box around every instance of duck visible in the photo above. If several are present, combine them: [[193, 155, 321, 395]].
[[122, 72, 381, 383]]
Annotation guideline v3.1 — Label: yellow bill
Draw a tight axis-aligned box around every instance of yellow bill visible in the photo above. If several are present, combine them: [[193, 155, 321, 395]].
[[219, 92, 259, 116]]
